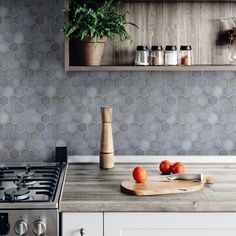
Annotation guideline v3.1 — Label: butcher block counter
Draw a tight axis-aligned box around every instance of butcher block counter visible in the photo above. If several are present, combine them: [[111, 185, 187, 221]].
[[60, 162, 236, 212]]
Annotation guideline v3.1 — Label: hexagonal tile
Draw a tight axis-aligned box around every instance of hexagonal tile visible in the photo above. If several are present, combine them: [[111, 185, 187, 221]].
[[15, 104, 24, 114], [181, 140, 192, 151], [224, 123, 233, 133], [119, 104, 129, 114], [166, 95, 176, 105], [135, 96, 145, 105], [224, 104, 233, 113], [161, 86, 171, 96], [120, 122, 129, 132], [192, 71, 202, 78], [161, 122, 170, 132], [182, 123, 192, 132], [224, 87, 233, 97], [41, 96, 50, 105], [41, 113, 50, 123], [124, 96, 133, 105], [35, 104, 45, 114], [103, 95, 113, 105], [78, 123, 87, 132], [230, 77, 236, 87], [213, 87, 223, 97], [208, 96, 217, 105], [182, 87, 192, 97], [135, 78, 145, 89], [35, 16, 44, 25], [197, 95, 208, 107], [230, 95, 236, 105], [10, 149, 19, 159], [0, 96, 8, 105], [161, 104, 171, 114], [223, 139, 234, 151]]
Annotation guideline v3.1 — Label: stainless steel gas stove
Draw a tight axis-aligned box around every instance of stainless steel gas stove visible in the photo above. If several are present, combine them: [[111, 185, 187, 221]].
[[0, 163, 67, 236]]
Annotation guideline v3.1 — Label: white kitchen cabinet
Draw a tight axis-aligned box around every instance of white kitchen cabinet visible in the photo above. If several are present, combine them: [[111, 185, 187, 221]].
[[104, 213, 236, 236], [62, 213, 103, 236]]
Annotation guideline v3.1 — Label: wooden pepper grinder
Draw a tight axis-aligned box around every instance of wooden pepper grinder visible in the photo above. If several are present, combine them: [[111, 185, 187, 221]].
[[100, 106, 114, 169]]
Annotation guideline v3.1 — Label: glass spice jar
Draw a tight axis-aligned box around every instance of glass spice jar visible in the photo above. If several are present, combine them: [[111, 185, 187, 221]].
[[135, 46, 149, 66], [150, 46, 164, 66], [179, 45, 192, 66], [229, 43, 236, 65], [164, 45, 178, 66]]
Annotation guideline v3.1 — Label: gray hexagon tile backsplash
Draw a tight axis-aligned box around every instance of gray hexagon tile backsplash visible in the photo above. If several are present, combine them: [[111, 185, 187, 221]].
[[1, 1, 236, 162]]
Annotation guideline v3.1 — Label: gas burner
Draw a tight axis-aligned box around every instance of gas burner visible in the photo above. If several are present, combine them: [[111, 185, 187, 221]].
[[4, 187, 30, 201]]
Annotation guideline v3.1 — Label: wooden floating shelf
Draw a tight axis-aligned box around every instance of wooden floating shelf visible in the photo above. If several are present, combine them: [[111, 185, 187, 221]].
[[66, 65, 236, 72]]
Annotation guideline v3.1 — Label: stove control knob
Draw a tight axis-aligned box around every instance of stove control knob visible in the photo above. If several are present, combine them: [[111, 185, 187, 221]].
[[15, 220, 28, 235], [33, 220, 46, 235]]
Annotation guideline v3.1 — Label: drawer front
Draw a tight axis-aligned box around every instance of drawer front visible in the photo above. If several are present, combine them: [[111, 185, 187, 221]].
[[104, 213, 236, 236], [62, 213, 103, 236]]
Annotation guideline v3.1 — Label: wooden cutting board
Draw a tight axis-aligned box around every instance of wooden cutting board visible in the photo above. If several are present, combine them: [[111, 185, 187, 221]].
[[120, 176, 212, 196]]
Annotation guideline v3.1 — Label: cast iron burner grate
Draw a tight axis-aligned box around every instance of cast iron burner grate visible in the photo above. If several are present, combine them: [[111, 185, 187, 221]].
[[0, 164, 62, 203]]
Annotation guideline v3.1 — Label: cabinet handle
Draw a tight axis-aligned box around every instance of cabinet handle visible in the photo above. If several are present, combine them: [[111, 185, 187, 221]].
[[80, 228, 85, 236]]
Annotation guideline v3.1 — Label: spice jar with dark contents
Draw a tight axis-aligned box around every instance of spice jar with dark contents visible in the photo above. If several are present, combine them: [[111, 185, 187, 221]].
[[150, 46, 164, 66], [179, 45, 192, 65]]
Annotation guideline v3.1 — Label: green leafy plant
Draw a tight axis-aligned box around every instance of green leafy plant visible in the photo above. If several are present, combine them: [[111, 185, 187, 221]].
[[63, 0, 137, 47]]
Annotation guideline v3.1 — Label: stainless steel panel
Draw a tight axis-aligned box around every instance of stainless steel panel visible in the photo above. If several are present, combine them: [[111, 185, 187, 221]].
[[0, 209, 59, 236]]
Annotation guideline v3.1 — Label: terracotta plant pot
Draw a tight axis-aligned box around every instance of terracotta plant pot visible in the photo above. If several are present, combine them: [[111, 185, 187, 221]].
[[70, 37, 106, 66]]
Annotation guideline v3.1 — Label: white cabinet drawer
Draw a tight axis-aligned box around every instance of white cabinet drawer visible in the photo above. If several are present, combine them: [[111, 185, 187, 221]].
[[104, 212, 236, 236], [62, 212, 103, 236]]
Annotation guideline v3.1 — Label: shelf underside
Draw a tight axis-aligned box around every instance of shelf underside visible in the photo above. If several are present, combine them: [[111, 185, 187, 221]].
[[66, 65, 236, 72]]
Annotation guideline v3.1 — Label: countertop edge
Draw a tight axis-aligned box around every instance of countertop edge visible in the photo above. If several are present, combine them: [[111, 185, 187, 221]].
[[60, 201, 236, 212]]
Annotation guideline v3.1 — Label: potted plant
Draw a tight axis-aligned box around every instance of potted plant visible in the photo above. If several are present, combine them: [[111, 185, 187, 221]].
[[63, 0, 137, 66]]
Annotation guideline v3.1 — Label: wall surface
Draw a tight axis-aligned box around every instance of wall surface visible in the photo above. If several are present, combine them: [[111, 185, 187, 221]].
[[0, 0, 236, 162]]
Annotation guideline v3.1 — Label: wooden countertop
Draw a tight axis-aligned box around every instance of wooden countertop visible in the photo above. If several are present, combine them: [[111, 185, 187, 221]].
[[60, 163, 236, 212]]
